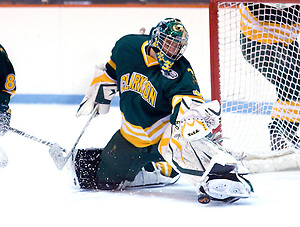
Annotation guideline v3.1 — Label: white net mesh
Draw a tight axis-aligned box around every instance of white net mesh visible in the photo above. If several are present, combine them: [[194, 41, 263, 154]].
[[211, 2, 300, 167]]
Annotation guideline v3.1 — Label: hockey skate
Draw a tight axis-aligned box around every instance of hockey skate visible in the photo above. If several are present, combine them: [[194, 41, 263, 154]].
[[122, 162, 180, 189], [198, 162, 253, 204]]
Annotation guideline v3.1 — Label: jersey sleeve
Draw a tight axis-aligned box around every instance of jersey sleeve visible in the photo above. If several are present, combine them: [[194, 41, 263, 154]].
[[168, 66, 204, 125], [0, 46, 16, 106], [105, 35, 130, 82], [105, 58, 117, 81]]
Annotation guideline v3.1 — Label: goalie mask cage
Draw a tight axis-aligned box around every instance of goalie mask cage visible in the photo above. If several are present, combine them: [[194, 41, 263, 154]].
[[209, 0, 300, 172]]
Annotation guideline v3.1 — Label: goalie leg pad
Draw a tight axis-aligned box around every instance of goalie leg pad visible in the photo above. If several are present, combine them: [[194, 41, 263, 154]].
[[74, 148, 122, 190], [159, 124, 253, 203], [74, 148, 102, 189]]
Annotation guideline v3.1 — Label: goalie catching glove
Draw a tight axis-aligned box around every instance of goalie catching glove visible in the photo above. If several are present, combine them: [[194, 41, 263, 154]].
[[76, 64, 117, 117], [159, 123, 253, 204], [177, 98, 221, 141]]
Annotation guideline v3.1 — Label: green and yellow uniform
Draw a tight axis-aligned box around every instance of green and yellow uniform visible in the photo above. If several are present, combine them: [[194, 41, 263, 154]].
[[0, 44, 15, 109], [95, 34, 204, 187], [105, 34, 203, 148]]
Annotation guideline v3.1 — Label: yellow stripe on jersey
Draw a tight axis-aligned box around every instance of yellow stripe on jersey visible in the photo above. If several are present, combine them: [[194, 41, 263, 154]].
[[2, 89, 15, 97], [120, 112, 171, 148], [90, 72, 116, 86], [271, 100, 300, 123], [239, 3, 300, 45], [108, 59, 116, 70]]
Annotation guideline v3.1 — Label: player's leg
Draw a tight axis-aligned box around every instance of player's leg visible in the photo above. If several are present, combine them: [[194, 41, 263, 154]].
[[72, 130, 179, 190], [73, 148, 102, 189], [269, 117, 300, 150], [241, 34, 300, 150], [268, 119, 288, 150], [240, 33, 280, 84], [94, 130, 163, 189], [269, 41, 300, 149]]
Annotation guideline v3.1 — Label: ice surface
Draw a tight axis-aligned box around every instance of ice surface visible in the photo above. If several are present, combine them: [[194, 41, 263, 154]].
[[0, 104, 299, 226]]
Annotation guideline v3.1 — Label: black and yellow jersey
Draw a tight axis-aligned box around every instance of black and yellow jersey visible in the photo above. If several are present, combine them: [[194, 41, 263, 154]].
[[105, 34, 203, 147], [0, 44, 15, 106], [240, 3, 300, 44]]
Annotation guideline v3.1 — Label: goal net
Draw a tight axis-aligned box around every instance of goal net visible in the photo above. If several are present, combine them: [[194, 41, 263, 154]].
[[209, 0, 300, 172]]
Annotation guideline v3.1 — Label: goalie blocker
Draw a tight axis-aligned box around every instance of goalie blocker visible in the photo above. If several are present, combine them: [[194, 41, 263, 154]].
[[76, 64, 118, 117]]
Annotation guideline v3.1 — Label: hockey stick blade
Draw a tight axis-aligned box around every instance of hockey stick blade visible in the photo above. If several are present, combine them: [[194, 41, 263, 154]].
[[48, 143, 68, 170]]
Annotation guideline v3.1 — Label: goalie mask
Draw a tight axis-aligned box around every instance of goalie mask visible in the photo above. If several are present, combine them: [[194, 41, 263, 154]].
[[149, 18, 189, 75]]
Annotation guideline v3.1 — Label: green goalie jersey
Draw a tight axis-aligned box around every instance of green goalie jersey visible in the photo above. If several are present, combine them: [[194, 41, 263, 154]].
[[105, 34, 203, 147], [0, 44, 16, 107]]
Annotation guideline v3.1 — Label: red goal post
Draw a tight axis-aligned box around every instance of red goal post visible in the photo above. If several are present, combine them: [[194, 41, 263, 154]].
[[209, 0, 300, 172]]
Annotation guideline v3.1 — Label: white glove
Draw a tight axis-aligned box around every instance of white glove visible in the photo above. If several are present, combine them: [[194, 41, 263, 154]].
[[179, 100, 221, 142], [76, 64, 117, 117]]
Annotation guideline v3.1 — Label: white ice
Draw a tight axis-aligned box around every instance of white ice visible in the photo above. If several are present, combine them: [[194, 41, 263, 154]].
[[0, 104, 299, 227]]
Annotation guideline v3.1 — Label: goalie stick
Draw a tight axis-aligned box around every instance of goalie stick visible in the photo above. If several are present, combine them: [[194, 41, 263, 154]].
[[6, 126, 66, 169], [6, 106, 97, 170], [7, 126, 56, 147], [49, 106, 98, 170]]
